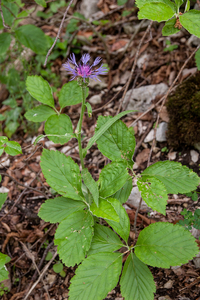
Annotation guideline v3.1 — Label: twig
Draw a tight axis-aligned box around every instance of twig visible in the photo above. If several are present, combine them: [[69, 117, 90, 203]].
[[0, 0, 10, 28], [24, 250, 57, 300], [116, 21, 153, 114], [147, 44, 200, 167], [44, 0, 74, 66]]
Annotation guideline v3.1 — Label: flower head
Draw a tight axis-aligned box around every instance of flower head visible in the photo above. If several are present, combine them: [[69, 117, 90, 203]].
[[62, 53, 107, 83]]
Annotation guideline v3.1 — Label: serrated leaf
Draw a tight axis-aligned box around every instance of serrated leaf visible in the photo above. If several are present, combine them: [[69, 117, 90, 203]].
[[90, 197, 119, 222], [53, 262, 63, 273], [162, 18, 180, 36], [15, 24, 48, 54], [0, 136, 8, 146], [25, 105, 56, 122], [38, 197, 86, 223], [83, 110, 135, 157], [137, 177, 168, 215], [44, 114, 73, 144], [141, 161, 200, 194], [69, 252, 122, 300], [99, 161, 130, 198], [106, 198, 130, 242], [138, 2, 175, 22], [59, 81, 88, 109], [136, 0, 175, 10], [26, 76, 54, 107], [4, 141, 22, 156], [40, 149, 83, 200], [34, 0, 47, 7], [0, 33, 11, 54], [82, 168, 99, 206], [0, 253, 10, 282], [111, 177, 132, 204], [0, 193, 7, 210], [88, 224, 124, 255], [180, 10, 200, 38], [135, 222, 199, 268], [1, 1, 19, 27], [54, 210, 94, 267], [195, 48, 200, 71], [120, 253, 156, 300], [96, 117, 135, 163]]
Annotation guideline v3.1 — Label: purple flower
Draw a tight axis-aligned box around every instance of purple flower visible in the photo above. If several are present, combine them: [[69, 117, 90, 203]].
[[62, 53, 107, 82]]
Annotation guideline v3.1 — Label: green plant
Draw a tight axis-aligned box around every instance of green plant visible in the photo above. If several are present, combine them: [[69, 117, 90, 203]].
[[0, 253, 10, 283], [179, 208, 200, 231], [163, 39, 178, 52], [0, 283, 9, 296], [23, 53, 200, 300], [195, 48, 200, 71]]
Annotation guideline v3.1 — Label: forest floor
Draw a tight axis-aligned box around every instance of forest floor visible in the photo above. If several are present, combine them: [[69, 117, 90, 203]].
[[0, 0, 200, 299]]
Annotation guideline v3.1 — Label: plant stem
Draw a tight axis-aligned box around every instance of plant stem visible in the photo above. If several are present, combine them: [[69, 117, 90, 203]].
[[77, 85, 86, 169]]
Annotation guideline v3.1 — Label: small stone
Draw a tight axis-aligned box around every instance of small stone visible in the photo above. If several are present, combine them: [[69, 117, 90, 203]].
[[158, 297, 172, 300], [0, 186, 9, 193], [163, 279, 174, 289], [137, 54, 150, 69], [80, 0, 99, 19], [89, 79, 107, 90], [190, 150, 199, 163], [193, 251, 200, 268], [61, 146, 71, 154], [190, 227, 200, 239], [45, 141, 55, 149], [127, 186, 150, 210], [187, 35, 200, 47], [0, 158, 10, 168], [168, 152, 177, 160], [89, 94, 102, 104], [144, 122, 168, 143]]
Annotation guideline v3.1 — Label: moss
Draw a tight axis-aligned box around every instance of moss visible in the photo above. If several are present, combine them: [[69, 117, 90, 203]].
[[166, 73, 200, 148]]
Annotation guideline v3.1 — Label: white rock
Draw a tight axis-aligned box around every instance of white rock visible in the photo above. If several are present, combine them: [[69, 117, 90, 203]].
[[124, 83, 168, 112], [0, 186, 9, 193], [31, 136, 44, 144], [89, 79, 107, 90], [163, 279, 174, 289], [193, 251, 200, 269], [80, 0, 100, 19], [127, 186, 150, 210], [190, 150, 199, 163], [144, 122, 168, 143], [45, 141, 55, 148], [0, 158, 10, 168], [190, 227, 200, 239], [61, 146, 71, 154], [168, 151, 177, 160], [89, 94, 102, 104], [187, 35, 200, 47], [137, 54, 150, 69]]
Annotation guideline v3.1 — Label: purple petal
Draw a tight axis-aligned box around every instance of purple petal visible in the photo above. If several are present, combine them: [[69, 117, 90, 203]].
[[68, 53, 78, 67], [81, 54, 90, 65], [91, 57, 102, 67]]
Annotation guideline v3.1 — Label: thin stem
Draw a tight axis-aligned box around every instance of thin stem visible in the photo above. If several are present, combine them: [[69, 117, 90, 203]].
[[77, 85, 86, 169]]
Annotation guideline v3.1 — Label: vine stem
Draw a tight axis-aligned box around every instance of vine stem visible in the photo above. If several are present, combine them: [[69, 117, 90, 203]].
[[77, 85, 87, 169]]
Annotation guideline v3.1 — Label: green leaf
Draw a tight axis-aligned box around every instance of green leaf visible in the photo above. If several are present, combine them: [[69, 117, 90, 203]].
[[106, 198, 130, 242], [40, 149, 83, 200], [1, 1, 19, 27], [33, 135, 45, 145], [53, 262, 63, 273], [185, 0, 190, 12], [137, 177, 168, 215], [0, 147, 4, 156], [138, 1, 176, 22], [162, 18, 180, 36], [83, 110, 136, 157], [117, 0, 128, 5], [0, 136, 8, 146], [180, 10, 200, 38], [111, 178, 132, 204], [88, 224, 124, 255], [54, 210, 94, 267], [85, 102, 92, 118], [135, 222, 199, 268], [26, 76, 54, 108], [45, 251, 53, 261], [141, 161, 200, 194], [25, 105, 56, 122], [59, 81, 88, 109], [96, 117, 135, 163], [4, 121, 19, 138], [0, 33, 11, 54], [99, 161, 130, 198], [69, 252, 122, 300], [15, 24, 48, 54], [195, 48, 200, 71], [0, 193, 7, 210], [34, 0, 47, 7], [136, 0, 175, 9], [82, 168, 99, 206], [38, 197, 86, 223], [44, 114, 73, 144], [120, 253, 156, 300], [4, 141, 22, 156], [0, 253, 10, 282], [90, 197, 119, 222]]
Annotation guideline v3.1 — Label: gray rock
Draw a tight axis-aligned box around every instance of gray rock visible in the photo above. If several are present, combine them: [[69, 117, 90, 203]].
[[190, 227, 200, 239], [137, 53, 150, 69], [193, 251, 200, 269], [89, 79, 107, 90], [0, 186, 9, 193], [124, 83, 168, 112], [89, 94, 102, 104], [144, 122, 168, 143], [168, 151, 177, 161], [163, 279, 174, 289], [80, 0, 99, 19], [0, 158, 10, 168], [187, 35, 200, 47], [190, 150, 199, 163], [127, 186, 150, 210], [158, 297, 172, 300]]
